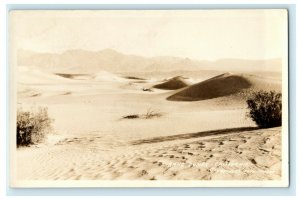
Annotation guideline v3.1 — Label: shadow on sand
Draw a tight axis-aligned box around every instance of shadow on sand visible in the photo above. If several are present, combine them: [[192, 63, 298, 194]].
[[131, 126, 259, 145]]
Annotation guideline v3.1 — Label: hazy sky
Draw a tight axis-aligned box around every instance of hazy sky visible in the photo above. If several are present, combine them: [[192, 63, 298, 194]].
[[10, 10, 287, 60]]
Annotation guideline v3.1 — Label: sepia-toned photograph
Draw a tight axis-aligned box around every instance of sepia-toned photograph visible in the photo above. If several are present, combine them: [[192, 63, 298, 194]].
[[9, 9, 288, 187]]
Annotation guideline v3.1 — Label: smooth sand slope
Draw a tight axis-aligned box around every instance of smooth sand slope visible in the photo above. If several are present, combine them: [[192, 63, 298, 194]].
[[167, 73, 281, 101], [15, 68, 282, 181]]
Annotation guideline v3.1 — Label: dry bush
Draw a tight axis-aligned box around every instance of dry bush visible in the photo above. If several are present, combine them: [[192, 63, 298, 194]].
[[246, 90, 282, 128], [122, 108, 162, 120], [17, 106, 54, 147], [142, 87, 153, 92], [143, 108, 162, 119], [122, 114, 140, 119]]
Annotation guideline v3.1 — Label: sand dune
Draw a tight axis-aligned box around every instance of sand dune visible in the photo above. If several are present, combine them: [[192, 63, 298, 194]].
[[123, 76, 146, 80], [167, 73, 281, 101], [55, 71, 126, 82], [94, 71, 126, 82], [153, 76, 190, 90], [18, 66, 71, 85], [55, 73, 94, 80], [15, 66, 283, 183]]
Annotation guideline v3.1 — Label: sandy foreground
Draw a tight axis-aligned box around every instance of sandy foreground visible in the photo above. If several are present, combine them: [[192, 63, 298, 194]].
[[14, 68, 282, 181]]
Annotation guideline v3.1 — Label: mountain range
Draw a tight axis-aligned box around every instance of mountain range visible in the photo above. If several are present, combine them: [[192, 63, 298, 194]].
[[17, 49, 282, 73]]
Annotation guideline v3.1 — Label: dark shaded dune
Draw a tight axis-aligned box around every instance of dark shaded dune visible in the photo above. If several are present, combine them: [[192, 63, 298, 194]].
[[62, 91, 72, 95], [153, 76, 190, 90], [131, 127, 259, 145], [123, 76, 146, 80], [55, 73, 78, 78], [167, 73, 253, 101], [55, 73, 92, 80]]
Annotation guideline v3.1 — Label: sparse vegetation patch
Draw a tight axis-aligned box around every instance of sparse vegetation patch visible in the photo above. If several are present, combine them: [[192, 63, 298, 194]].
[[17, 106, 54, 147], [246, 90, 282, 128], [122, 108, 162, 120]]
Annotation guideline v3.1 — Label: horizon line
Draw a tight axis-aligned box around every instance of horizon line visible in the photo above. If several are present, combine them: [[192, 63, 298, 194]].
[[17, 48, 282, 62]]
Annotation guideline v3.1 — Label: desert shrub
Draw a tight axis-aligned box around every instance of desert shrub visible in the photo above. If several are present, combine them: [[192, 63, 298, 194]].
[[143, 108, 162, 119], [142, 87, 153, 92], [246, 90, 282, 128], [122, 114, 140, 119], [122, 108, 162, 120], [17, 106, 53, 147]]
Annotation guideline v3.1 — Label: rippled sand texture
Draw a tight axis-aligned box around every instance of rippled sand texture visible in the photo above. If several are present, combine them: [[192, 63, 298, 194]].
[[15, 56, 282, 181]]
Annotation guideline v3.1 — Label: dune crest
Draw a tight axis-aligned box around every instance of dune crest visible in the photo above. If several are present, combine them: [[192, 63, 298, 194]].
[[18, 66, 71, 84], [55, 73, 94, 80], [167, 73, 273, 101], [153, 76, 190, 90]]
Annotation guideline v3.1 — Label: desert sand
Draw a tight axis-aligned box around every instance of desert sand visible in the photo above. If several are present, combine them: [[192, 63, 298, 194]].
[[15, 50, 282, 181]]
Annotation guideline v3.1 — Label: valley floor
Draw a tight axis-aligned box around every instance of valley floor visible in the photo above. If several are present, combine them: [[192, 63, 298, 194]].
[[13, 69, 283, 182]]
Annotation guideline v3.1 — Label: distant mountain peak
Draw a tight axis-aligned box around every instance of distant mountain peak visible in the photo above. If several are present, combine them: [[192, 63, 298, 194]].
[[17, 48, 282, 73]]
